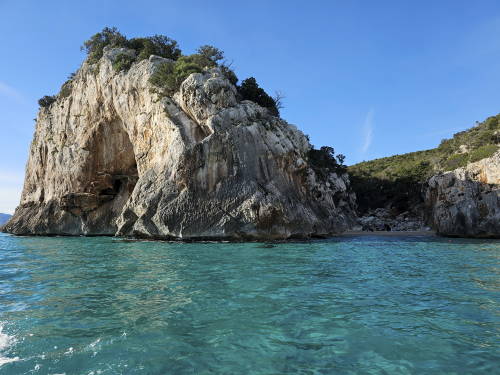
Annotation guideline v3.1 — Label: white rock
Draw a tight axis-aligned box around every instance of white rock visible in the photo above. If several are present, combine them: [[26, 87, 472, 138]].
[[4, 49, 356, 240]]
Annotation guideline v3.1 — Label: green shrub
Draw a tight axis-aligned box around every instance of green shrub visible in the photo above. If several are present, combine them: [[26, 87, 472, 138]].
[[444, 153, 469, 170], [82, 28, 182, 67], [112, 53, 136, 72], [81, 27, 128, 64], [82, 29, 240, 95], [473, 130, 495, 148], [59, 81, 72, 98], [220, 64, 238, 85], [175, 55, 206, 75], [469, 144, 498, 162], [149, 61, 176, 94], [485, 116, 499, 130], [38, 95, 56, 108], [149, 55, 207, 96], [238, 77, 279, 116], [308, 146, 347, 178], [196, 45, 224, 65], [128, 35, 181, 61]]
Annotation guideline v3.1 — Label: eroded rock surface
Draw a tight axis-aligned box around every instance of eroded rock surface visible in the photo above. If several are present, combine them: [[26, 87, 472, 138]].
[[356, 208, 427, 232], [425, 151, 500, 238], [4, 48, 356, 240]]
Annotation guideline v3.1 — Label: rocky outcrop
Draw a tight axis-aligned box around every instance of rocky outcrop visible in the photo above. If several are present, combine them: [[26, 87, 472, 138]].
[[4, 48, 356, 240], [425, 151, 500, 238], [355, 208, 427, 232]]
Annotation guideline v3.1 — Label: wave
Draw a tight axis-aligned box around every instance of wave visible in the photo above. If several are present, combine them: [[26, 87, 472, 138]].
[[0, 323, 19, 367]]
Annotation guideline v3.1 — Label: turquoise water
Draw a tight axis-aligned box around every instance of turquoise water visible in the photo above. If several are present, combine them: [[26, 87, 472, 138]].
[[0, 233, 498, 374]]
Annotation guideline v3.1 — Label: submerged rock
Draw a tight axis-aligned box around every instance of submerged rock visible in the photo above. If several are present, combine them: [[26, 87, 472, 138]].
[[4, 49, 356, 240], [425, 151, 500, 238]]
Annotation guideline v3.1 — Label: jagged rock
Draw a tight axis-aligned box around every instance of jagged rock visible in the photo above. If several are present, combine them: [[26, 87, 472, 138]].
[[357, 208, 425, 232], [425, 151, 500, 238], [4, 48, 356, 240]]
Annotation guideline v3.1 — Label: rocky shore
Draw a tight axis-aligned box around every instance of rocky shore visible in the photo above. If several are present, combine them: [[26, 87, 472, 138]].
[[3, 29, 499, 240]]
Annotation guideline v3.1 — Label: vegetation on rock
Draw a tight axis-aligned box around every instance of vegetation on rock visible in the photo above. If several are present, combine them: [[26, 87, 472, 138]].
[[149, 56, 205, 95], [308, 146, 347, 179], [349, 114, 500, 214], [81, 28, 283, 115], [238, 77, 280, 116], [38, 95, 56, 108], [59, 82, 72, 98], [112, 53, 136, 72], [35, 27, 280, 117], [81, 27, 128, 64], [127, 35, 181, 61]]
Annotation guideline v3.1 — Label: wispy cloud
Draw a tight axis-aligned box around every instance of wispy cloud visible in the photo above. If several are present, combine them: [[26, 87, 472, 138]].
[[360, 108, 374, 155], [0, 80, 23, 102]]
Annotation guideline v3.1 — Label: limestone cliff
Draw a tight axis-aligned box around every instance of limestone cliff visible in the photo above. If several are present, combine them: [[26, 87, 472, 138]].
[[4, 48, 356, 239], [425, 151, 500, 238]]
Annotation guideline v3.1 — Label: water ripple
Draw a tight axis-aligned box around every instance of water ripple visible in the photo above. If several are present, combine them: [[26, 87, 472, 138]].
[[0, 234, 499, 374]]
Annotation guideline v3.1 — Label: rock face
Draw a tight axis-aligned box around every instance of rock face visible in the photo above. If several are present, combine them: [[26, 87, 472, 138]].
[[4, 48, 356, 240], [425, 151, 500, 238], [356, 208, 427, 232]]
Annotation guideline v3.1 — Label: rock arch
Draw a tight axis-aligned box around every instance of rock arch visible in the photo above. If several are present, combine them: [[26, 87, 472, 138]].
[[60, 119, 138, 234]]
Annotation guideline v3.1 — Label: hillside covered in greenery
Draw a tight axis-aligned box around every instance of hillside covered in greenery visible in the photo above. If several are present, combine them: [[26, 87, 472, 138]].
[[349, 114, 500, 214]]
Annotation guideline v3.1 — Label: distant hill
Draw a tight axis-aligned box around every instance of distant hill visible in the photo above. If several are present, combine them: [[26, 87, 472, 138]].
[[0, 213, 12, 226], [349, 114, 500, 214]]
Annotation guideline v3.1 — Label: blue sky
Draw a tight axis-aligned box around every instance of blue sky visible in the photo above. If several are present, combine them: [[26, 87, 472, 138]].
[[1, 0, 500, 213]]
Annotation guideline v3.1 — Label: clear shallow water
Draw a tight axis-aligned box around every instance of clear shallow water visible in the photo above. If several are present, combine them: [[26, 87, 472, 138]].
[[0, 233, 498, 375]]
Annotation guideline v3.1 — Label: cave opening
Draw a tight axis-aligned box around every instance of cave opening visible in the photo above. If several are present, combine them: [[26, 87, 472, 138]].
[[81, 119, 139, 212]]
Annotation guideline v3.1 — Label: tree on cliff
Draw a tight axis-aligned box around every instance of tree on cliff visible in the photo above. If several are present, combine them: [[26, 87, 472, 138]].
[[81, 27, 128, 64], [238, 77, 279, 116]]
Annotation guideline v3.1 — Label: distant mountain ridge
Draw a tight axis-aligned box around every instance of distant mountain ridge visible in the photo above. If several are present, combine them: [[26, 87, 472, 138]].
[[0, 213, 12, 226]]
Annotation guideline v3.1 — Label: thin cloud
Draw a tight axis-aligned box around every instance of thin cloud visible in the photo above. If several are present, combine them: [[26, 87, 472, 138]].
[[0, 80, 23, 101], [361, 109, 374, 155]]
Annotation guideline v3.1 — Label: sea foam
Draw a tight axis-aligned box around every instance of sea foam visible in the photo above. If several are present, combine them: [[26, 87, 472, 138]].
[[0, 323, 19, 366]]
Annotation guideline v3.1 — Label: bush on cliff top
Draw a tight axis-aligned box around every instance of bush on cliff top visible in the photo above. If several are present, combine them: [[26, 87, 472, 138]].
[[148, 47, 235, 96], [238, 77, 280, 116], [112, 53, 136, 72], [81, 28, 283, 115], [128, 35, 181, 61], [38, 95, 56, 108], [81, 27, 128, 64], [149, 55, 205, 95]]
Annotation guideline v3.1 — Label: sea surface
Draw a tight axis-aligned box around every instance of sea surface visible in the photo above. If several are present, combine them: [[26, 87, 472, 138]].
[[0, 233, 498, 374]]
